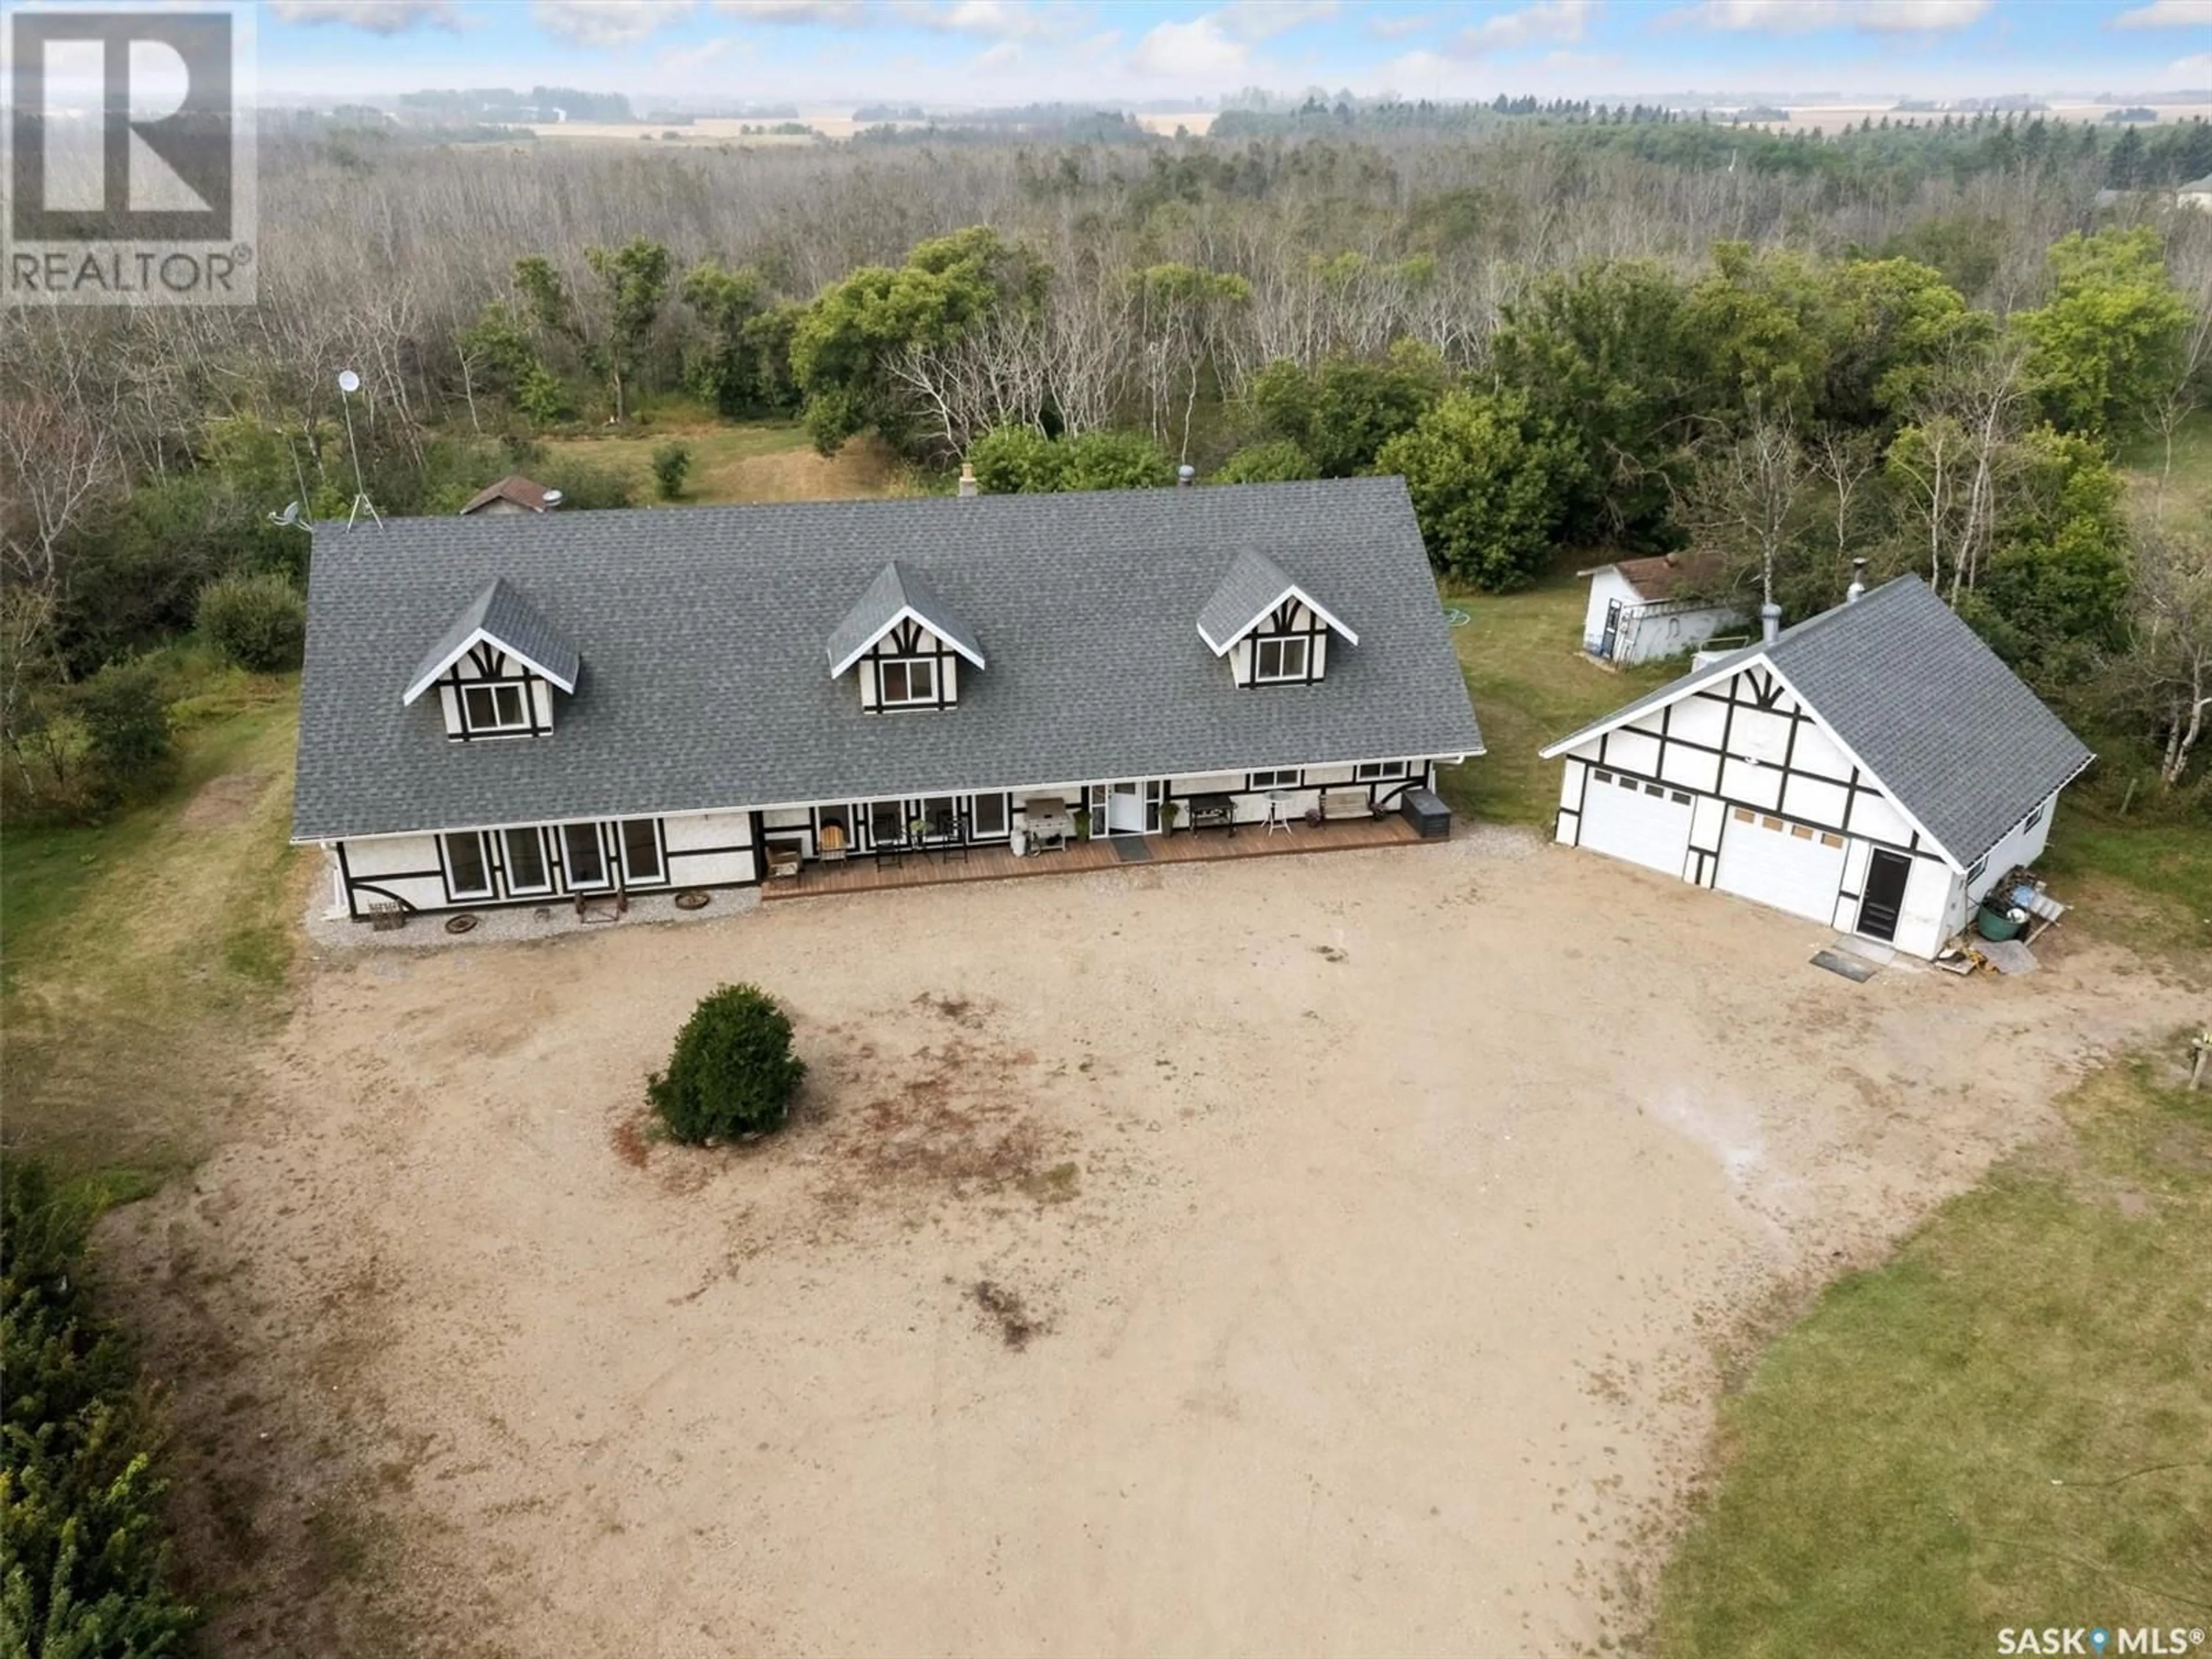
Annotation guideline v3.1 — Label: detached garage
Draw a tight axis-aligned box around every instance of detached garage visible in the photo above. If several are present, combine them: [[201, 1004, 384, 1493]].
[[1539, 575, 2094, 960]]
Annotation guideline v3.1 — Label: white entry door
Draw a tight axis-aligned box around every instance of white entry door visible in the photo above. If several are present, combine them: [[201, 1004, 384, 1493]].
[[1715, 811, 1847, 923], [1105, 781, 1147, 834], [1577, 770, 1694, 878]]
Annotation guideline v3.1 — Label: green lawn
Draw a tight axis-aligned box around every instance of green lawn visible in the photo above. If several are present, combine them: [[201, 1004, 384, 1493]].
[[1435, 575, 1683, 827], [1656, 1049, 2212, 1657], [1, 665, 304, 1198]]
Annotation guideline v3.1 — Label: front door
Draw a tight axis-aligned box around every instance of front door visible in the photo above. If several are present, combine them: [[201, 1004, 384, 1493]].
[[1599, 598, 1622, 660], [1105, 781, 1147, 834], [1857, 847, 1913, 942]]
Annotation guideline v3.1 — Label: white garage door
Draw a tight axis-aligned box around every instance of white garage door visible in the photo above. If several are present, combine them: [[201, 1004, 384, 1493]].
[[1715, 810, 1847, 923], [1577, 769, 1694, 877]]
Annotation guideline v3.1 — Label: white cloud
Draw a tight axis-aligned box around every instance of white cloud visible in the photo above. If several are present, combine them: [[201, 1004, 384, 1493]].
[[2173, 50, 2212, 74], [267, 0, 461, 32], [974, 38, 1023, 69], [2113, 0, 2212, 24], [534, 0, 698, 45], [889, 0, 1062, 37], [1219, 1, 1340, 42], [656, 33, 738, 69], [1666, 0, 1993, 32], [1128, 14, 1252, 78], [1368, 12, 1434, 40], [1459, 0, 1591, 52], [710, 0, 865, 24]]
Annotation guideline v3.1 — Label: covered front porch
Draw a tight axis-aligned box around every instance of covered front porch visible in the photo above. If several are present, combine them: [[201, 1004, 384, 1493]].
[[761, 812, 1431, 900]]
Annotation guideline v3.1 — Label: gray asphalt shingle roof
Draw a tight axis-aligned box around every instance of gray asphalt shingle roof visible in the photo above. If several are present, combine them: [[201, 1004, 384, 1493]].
[[824, 559, 985, 673], [403, 577, 581, 701], [1542, 575, 2092, 866], [294, 477, 1483, 842]]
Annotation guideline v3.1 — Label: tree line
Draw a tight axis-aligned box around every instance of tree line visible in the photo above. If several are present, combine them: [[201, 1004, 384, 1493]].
[[2, 123, 2207, 819]]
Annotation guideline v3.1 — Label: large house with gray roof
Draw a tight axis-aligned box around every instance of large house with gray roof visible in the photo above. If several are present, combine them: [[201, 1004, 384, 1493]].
[[1539, 575, 2093, 959], [292, 476, 1484, 920]]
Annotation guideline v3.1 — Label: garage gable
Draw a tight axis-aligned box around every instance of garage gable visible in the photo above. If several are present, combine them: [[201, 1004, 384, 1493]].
[[1547, 656, 1955, 869]]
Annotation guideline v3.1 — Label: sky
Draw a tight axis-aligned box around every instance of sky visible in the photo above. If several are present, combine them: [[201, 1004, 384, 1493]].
[[247, 0, 2212, 108]]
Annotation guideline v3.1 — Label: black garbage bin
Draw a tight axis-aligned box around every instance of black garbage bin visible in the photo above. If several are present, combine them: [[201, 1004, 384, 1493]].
[[1399, 786, 1450, 840]]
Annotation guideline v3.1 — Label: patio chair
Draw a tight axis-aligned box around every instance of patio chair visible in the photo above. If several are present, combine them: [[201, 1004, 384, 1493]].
[[819, 821, 849, 864]]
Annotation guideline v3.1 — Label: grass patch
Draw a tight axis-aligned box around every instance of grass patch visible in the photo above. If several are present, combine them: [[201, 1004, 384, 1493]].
[[1655, 1046, 2212, 1658], [1, 671, 304, 1190], [2116, 408, 2212, 530], [1434, 574, 1680, 826], [536, 419, 908, 507]]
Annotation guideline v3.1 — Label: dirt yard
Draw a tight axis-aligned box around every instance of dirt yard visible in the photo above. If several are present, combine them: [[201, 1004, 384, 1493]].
[[101, 831, 2198, 1657]]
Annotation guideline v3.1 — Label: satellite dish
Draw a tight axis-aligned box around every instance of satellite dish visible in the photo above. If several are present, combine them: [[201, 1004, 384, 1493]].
[[270, 500, 302, 527], [337, 368, 361, 395]]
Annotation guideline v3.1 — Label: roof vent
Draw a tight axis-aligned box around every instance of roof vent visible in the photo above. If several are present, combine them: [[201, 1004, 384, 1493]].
[[1176, 464, 1196, 487], [957, 463, 978, 499], [1846, 556, 1868, 604], [1760, 601, 1782, 645]]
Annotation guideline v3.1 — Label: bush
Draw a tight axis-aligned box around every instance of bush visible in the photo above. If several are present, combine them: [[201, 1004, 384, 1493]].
[[1059, 429, 1174, 491], [647, 984, 805, 1143], [650, 441, 693, 501], [1377, 389, 1586, 591], [967, 424, 1067, 494], [1, 1162, 198, 1653], [196, 571, 306, 672], [1210, 440, 1319, 484], [77, 660, 174, 804]]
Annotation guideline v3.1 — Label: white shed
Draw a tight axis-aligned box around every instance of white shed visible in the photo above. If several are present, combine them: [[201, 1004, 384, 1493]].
[[1580, 552, 1742, 666], [1540, 575, 2094, 959]]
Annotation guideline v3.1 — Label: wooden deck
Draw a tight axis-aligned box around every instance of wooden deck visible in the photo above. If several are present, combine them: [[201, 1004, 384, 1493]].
[[761, 815, 1430, 901]]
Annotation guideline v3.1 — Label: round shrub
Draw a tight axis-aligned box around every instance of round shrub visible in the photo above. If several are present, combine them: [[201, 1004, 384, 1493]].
[[197, 570, 306, 671], [648, 983, 805, 1143]]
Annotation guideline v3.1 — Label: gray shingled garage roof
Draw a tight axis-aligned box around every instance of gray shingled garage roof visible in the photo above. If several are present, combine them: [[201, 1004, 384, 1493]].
[[1543, 575, 2093, 866], [293, 478, 1483, 842]]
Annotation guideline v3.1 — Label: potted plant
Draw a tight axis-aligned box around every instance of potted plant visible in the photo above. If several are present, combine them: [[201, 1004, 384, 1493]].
[[1160, 798, 1183, 835], [1073, 804, 1092, 840]]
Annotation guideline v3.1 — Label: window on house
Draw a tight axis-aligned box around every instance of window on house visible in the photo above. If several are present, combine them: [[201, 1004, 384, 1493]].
[[1671, 791, 1692, 806], [442, 832, 493, 899], [1732, 807, 1753, 823], [1967, 855, 1988, 885], [869, 800, 907, 843], [620, 819, 664, 884], [1355, 761, 1409, 782], [563, 823, 608, 888], [1254, 637, 1309, 682], [461, 681, 531, 734], [879, 658, 937, 706], [971, 794, 1007, 837], [1249, 768, 1300, 789], [503, 828, 551, 893], [2025, 802, 2045, 830]]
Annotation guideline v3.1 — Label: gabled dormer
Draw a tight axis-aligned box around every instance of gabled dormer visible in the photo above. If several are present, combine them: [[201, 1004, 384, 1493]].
[[1196, 550, 1357, 688], [403, 577, 579, 740], [827, 560, 985, 713]]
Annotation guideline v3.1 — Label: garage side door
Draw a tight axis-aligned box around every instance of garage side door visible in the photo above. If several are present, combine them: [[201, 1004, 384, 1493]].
[[1715, 809, 1847, 923], [1577, 768, 1694, 878]]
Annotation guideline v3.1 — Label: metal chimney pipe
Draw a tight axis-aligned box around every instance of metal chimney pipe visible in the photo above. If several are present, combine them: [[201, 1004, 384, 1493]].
[[1176, 464, 1196, 487], [957, 462, 978, 498], [1845, 556, 1868, 604], [1760, 601, 1782, 644]]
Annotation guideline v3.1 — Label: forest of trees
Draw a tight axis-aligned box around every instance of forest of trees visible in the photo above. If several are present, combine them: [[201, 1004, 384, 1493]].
[[3, 116, 2208, 820]]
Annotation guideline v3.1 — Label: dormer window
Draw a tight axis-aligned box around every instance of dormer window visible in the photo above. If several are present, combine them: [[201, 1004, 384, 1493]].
[[878, 657, 937, 706], [1197, 549, 1356, 690], [1254, 636, 1309, 683], [403, 577, 580, 742], [827, 560, 984, 714], [461, 681, 532, 734]]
